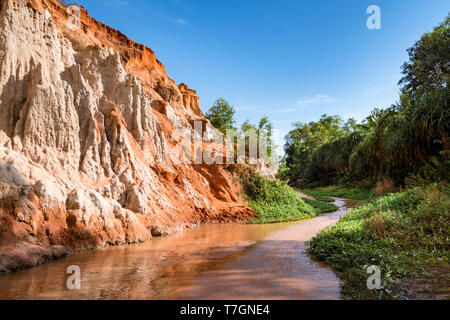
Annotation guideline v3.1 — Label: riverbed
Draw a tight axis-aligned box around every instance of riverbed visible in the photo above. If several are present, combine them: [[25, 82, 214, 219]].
[[0, 198, 350, 299]]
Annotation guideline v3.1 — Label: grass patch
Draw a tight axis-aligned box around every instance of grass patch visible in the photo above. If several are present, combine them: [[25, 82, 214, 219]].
[[307, 183, 450, 299], [240, 168, 316, 224], [304, 199, 339, 214], [296, 188, 334, 202], [302, 186, 376, 201]]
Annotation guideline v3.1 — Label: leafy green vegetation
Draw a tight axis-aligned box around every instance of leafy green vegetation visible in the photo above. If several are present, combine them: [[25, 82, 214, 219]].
[[289, 16, 450, 300], [295, 188, 334, 202], [281, 114, 358, 186], [239, 168, 316, 224], [304, 199, 338, 214], [302, 187, 376, 201], [204, 98, 237, 133], [205, 98, 276, 164], [307, 183, 450, 299], [398, 15, 449, 95], [281, 16, 449, 189], [240, 116, 275, 158]]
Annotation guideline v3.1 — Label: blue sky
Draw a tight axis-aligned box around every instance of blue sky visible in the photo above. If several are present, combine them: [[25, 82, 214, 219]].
[[76, 0, 449, 146]]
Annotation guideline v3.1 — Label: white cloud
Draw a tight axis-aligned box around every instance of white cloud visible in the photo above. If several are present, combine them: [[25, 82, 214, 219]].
[[166, 16, 187, 25], [297, 94, 334, 107]]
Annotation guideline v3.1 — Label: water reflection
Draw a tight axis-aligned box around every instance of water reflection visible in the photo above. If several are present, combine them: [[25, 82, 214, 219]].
[[0, 198, 350, 300]]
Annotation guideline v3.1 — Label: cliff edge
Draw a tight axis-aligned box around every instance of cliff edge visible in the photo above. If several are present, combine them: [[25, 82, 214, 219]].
[[0, 0, 255, 273]]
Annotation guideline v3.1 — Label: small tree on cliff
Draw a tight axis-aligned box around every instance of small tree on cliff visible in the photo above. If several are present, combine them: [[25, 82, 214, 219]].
[[205, 98, 236, 133]]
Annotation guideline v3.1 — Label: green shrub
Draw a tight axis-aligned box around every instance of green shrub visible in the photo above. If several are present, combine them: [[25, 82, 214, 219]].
[[304, 199, 339, 213], [240, 168, 316, 224], [298, 189, 334, 202], [301, 186, 375, 201], [307, 183, 450, 299]]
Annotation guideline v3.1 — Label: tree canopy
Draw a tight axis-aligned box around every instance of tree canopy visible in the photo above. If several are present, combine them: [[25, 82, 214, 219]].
[[205, 98, 236, 133], [398, 15, 449, 95], [281, 15, 449, 187]]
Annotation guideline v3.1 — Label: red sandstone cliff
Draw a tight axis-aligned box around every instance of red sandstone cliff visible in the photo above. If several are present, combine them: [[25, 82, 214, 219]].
[[0, 0, 255, 273]]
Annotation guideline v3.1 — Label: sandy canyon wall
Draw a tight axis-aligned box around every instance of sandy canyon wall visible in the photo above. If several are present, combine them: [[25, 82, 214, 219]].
[[0, 0, 255, 273]]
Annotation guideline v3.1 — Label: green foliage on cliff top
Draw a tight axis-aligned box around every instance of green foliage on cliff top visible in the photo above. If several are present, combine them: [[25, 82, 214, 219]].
[[205, 98, 236, 133]]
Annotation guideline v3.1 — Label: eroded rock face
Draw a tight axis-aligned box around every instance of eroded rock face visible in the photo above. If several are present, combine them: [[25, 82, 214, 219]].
[[0, 0, 255, 273]]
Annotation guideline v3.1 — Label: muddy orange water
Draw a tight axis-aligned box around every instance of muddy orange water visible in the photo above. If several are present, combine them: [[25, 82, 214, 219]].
[[0, 198, 351, 300]]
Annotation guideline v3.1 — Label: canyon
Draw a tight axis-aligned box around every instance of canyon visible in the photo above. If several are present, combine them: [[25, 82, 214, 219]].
[[0, 0, 258, 273]]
